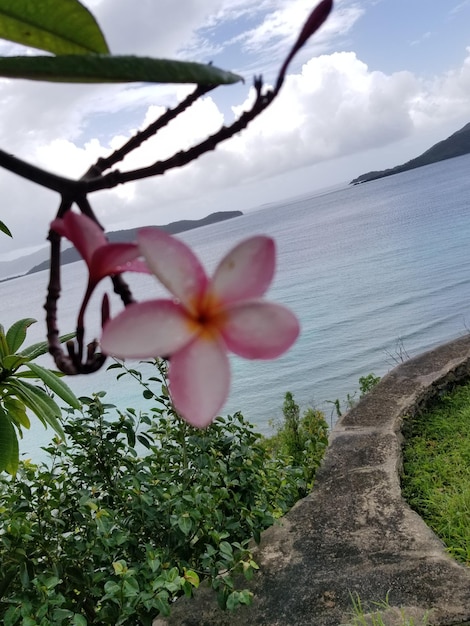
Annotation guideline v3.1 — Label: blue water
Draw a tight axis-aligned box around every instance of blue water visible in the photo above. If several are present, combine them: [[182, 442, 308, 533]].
[[4, 153, 470, 456]]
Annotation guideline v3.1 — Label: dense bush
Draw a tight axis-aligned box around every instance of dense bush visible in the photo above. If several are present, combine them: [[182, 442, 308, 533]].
[[0, 360, 326, 625], [263, 391, 329, 489]]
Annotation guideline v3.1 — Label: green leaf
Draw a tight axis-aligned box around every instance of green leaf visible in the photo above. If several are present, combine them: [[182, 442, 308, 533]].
[[155, 595, 171, 617], [3, 397, 30, 429], [0, 0, 109, 55], [0, 55, 243, 85], [112, 560, 126, 575], [0, 324, 9, 359], [226, 592, 239, 611], [43, 575, 60, 589], [0, 406, 19, 474], [238, 589, 253, 606], [6, 379, 65, 439], [24, 363, 81, 409], [219, 541, 233, 557], [19, 332, 75, 360], [123, 578, 139, 597], [0, 220, 12, 237], [2, 355, 28, 371], [184, 569, 200, 588], [6, 318, 36, 354], [177, 514, 193, 536], [103, 580, 120, 596], [106, 363, 122, 371]]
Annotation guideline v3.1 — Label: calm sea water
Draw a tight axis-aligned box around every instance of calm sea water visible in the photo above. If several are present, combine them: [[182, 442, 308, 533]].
[[5, 153, 470, 456]]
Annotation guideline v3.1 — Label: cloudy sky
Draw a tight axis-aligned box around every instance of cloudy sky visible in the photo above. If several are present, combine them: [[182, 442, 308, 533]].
[[1, 0, 470, 260]]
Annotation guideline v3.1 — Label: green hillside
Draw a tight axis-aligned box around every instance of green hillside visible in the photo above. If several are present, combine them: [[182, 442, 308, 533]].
[[350, 122, 470, 185], [28, 210, 243, 274]]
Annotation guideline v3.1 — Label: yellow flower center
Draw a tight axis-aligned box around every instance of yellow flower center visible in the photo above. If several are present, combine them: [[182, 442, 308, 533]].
[[185, 290, 227, 339]]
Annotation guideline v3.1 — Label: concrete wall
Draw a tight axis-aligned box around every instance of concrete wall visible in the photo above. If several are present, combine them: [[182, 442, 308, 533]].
[[156, 334, 470, 626]]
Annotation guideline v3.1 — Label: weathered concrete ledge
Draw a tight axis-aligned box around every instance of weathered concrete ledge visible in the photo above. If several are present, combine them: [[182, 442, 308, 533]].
[[156, 334, 470, 626]]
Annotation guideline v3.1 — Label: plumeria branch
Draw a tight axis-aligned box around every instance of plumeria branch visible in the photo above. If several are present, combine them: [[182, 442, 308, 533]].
[[6, 0, 333, 375], [0, 0, 332, 197], [0, 148, 80, 195], [84, 84, 216, 179], [83, 77, 284, 191], [77, 0, 334, 193], [45, 198, 108, 374]]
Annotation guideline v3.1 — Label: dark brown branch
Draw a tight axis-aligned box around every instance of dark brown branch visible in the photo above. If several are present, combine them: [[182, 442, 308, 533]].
[[276, 0, 333, 92], [39, 0, 334, 376], [45, 199, 76, 374], [84, 84, 215, 178], [46, 196, 108, 374], [83, 78, 275, 192], [111, 275, 135, 307], [0, 148, 80, 195], [74, 195, 104, 228], [80, 0, 334, 194]]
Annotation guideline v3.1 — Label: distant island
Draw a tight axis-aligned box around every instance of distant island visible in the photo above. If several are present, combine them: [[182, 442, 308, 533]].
[[27, 210, 243, 275], [350, 122, 470, 185]]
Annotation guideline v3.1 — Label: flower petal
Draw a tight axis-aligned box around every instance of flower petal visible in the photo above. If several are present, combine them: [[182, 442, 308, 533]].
[[51, 212, 107, 266], [169, 335, 230, 428], [219, 301, 300, 359], [137, 228, 208, 314], [92, 243, 150, 282], [100, 300, 196, 358], [211, 236, 275, 307]]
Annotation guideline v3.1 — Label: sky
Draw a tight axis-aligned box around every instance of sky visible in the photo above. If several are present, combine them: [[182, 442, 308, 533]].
[[1, 0, 470, 260]]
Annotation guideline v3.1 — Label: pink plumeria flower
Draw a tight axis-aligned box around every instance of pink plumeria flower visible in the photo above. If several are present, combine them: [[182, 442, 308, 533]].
[[50, 211, 149, 289], [101, 228, 300, 428], [51, 211, 150, 332]]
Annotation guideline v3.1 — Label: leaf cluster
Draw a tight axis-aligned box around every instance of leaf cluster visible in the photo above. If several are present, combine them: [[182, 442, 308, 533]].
[[0, 318, 79, 475], [327, 373, 381, 419], [263, 391, 329, 489], [0, 0, 240, 85], [0, 360, 309, 623]]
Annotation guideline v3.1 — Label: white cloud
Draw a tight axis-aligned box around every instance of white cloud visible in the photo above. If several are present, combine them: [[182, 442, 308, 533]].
[[450, 1, 470, 16], [236, 0, 362, 54], [410, 31, 431, 47], [1, 2, 470, 258], [89, 0, 226, 57]]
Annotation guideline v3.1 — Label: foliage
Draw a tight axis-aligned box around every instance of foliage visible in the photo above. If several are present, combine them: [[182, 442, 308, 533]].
[[0, 0, 240, 85], [0, 220, 11, 237], [0, 55, 242, 86], [0, 0, 109, 55], [0, 0, 332, 377], [343, 592, 429, 626], [263, 391, 329, 490], [0, 0, 334, 609], [0, 360, 310, 624], [401, 381, 470, 565], [358, 373, 381, 396], [0, 318, 79, 475], [328, 373, 381, 419]]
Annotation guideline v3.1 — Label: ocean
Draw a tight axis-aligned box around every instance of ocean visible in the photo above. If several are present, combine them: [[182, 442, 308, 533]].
[[4, 153, 470, 457]]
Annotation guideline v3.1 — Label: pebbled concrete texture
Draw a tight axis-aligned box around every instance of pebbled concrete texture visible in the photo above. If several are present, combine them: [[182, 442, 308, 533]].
[[155, 335, 470, 626]]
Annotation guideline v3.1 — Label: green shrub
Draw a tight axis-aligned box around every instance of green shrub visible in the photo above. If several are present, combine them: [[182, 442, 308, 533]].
[[328, 373, 381, 418], [0, 361, 312, 624], [263, 391, 329, 490], [0, 317, 78, 474]]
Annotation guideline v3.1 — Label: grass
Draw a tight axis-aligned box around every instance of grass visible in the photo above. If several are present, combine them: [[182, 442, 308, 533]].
[[401, 381, 470, 565], [342, 381, 470, 626], [342, 593, 429, 625]]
